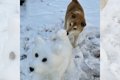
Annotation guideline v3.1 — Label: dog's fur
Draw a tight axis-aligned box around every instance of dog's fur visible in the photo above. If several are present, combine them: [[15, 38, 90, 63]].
[[64, 0, 86, 48], [29, 30, 72, 80]]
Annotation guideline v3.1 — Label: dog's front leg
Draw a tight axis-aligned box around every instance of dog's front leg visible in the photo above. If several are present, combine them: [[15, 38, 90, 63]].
[[73, 33, 79, 48]]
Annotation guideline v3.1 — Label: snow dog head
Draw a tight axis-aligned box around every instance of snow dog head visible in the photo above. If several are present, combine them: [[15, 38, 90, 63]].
[[29, 29, 72, 80]]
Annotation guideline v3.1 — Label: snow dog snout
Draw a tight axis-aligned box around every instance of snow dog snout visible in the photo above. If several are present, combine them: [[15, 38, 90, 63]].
[[29, 53, 48, 73], [29, 67, 34, 72]]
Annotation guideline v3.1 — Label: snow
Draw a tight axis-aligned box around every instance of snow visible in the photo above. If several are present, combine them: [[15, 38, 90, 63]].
[[0, 0, 20, 80], [101, 0, 120, 80], [20, 0, 100, 80], [29, 29, 73, 80], [0, 0, 120, 80]]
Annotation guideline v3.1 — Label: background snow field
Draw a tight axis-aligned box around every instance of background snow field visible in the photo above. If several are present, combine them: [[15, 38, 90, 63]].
[[20, 0, 100, 80], [0, 0, 20, 80], [101, 0, 120, 80]]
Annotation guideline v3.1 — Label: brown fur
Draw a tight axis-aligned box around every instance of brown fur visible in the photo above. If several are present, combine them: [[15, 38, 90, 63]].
[[64, 0, 86, 48]]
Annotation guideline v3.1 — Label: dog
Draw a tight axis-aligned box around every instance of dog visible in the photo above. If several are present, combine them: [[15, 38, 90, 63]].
[[29, 29, 72, 80], [64, 0, 86, 48]]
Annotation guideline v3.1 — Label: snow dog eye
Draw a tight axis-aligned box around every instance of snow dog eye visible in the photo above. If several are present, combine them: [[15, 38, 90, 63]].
[[35, 53, 39, 58], [42, 58, 47, 62]]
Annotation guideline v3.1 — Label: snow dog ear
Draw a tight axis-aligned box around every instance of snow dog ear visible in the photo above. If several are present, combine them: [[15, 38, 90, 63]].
[[57, 29, 72, 48], [35, 36, 45, 45], [51, 29, 67, 42], [57, 29, 67, 40]]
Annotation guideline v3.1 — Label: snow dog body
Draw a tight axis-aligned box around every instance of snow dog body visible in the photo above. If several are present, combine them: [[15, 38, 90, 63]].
[[64, 0, 86, 48], [29, 30, 72, 80]]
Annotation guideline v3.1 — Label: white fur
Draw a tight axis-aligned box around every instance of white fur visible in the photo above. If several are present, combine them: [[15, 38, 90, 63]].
[[29, 29, 72, 80], [68, 30, 80, 47]]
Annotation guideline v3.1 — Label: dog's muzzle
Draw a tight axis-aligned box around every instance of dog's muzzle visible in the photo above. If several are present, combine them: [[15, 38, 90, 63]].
[[29, 67, 34, 72]]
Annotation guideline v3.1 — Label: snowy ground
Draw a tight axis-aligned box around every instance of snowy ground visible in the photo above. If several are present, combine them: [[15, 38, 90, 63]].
[[20, 0, 100, 80], [0, 0, 20, 80], [101, 0, 120, 80]]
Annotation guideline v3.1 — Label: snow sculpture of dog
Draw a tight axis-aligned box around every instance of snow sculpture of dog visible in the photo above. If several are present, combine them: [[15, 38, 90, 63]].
[[29, 29, 72, 80]]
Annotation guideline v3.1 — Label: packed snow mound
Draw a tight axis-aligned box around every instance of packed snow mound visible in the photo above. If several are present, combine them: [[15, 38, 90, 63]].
[[73, 27, 100, 80], [64, 27, 100, 80], [28, 29, 73, 80]]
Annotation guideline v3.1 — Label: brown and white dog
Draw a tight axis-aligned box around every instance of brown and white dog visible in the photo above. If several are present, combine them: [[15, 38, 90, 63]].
[[64, 0, 86, 48]]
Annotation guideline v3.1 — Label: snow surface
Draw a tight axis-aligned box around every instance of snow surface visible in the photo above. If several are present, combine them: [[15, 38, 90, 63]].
[[20, 0, 100, 80], [0, 0, 20, 80], [101, 0, 120, 80]]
